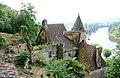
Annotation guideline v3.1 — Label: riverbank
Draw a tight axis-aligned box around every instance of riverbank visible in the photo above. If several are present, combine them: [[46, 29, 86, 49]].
[[109, 33, 120, 44], [86, 27, 116, 50]]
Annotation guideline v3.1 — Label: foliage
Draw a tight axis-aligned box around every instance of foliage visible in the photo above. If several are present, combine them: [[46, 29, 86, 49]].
[[85, 23, 107, 35], [112, 44, 120, 56], [34, 53, 46, 62], [104, 43, 120, 78], [0, 35, 6, 48], [0, 3, 19, 34], [18, 50, 29, 65], [94, 43, 103, 49], [31, 39, 37, 46], [28, 64, 32, 69], [0, 2, 40, 40], [18, 3, 40, 40], [63, 57, 85, 78], [46, 59, 71, 78], [104, 56, 120, 78], [46, 57, 85, 78], [108, 24, 120, 43], [103, 49, 111, 58]]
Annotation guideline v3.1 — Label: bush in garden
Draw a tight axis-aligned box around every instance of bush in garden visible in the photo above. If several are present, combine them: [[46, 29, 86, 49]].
[[46, 57, 85, 78], [63, 57, 85, 78], [34, 53, 46, 67], [46, 59, 71, 78], [18, 50, 29, 65]]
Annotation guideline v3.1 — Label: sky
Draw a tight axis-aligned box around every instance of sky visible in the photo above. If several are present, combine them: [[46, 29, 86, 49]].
[[0, 0, 120, 23]]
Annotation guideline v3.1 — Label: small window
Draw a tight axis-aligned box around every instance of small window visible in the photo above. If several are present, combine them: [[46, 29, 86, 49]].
[[41, 33, 44, 36], [80, 28, 82, 29], [48, 51, 52, 58], [68, 53, 71, 57]]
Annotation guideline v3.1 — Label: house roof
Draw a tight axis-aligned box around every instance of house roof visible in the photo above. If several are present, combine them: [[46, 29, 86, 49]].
[[76, 42, 106, 70], [72, 15, 85, 32], [76, 42, 97, 70], [44, 23, 75, 51]]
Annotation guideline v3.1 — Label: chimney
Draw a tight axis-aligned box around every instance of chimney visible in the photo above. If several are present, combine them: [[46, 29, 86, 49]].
[[42, 19, 47, 26]]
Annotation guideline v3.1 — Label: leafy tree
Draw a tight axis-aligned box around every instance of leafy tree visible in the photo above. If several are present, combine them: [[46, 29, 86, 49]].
[[18, 2, 39, 39], [19, 25, 33, 63], [108, 24, 120, 43], [104, 44, 120, 78], [0, 3, 19, 34], [0, 2, 40, 40], [104, 56, 120, 78], [103, 49, 111, 58], [112, 44, 120, 56]]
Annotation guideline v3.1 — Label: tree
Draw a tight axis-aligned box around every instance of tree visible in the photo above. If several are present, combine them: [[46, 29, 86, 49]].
[[0, 2, 40, 39], [112, 44, 120, 56], [104, 44, 120, 78], [19, 25, 33, 64], [0, 3, 19, 34], [18, 2, 39, 39], [104, 56, 120, 78], [103, 49, 111, 58]]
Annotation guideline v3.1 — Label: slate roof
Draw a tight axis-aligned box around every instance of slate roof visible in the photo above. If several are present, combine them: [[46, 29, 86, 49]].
[[44, 23, 75, 51], [72, 15, 85, 32], [76, 42, 106, 70]]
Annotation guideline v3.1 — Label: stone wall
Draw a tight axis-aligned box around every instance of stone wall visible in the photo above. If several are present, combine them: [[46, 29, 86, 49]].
[[0, 63, 20, 78]]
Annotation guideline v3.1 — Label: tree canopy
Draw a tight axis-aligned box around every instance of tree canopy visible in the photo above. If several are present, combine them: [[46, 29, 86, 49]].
[[0, 2, 40, 40], [102, 49, 111, 58]]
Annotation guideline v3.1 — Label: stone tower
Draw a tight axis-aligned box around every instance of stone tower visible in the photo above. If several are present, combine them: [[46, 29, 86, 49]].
[[64, 14, 86, 46]]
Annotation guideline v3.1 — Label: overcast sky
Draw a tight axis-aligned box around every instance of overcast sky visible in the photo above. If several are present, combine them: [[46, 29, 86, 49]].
[[0, 0, 120, 23]]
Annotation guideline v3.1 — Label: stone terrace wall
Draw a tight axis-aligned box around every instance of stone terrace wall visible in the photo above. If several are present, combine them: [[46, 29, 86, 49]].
[[0, 63, 19, 78]]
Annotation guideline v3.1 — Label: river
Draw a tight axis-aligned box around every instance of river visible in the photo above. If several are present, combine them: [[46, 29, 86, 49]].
[[86, 27, 117, 50]]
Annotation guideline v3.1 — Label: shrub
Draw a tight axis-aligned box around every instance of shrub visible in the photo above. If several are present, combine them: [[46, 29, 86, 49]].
[[31, 39, 37, 46], [34, 53, 46, 61], [0, 35, 6, 49], [28, 64, 32, 69], [34, 53, 46, 67], [104, 56, 120, 78], [103, 49, 111, 58], [18, 50, 29, 65], [46, 59, 71, 78], [94, 43, 103, 49], [63, 57, 85, 78], [46, 57, 85, 78]]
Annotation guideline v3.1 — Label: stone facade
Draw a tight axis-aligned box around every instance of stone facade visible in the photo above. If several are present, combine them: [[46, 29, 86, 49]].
[[0, 63, 19, 78]]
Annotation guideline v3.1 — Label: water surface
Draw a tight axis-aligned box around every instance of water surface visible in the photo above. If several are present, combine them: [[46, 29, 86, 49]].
[[86, 27, 116, 50]]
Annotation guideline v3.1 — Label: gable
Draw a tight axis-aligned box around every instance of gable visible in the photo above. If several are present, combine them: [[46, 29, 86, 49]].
[[36, 29, 51, 45]]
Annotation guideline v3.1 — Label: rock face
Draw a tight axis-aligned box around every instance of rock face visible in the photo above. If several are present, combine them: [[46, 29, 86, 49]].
[[0, 63, 19, 78], [89, 68, 106, 78]]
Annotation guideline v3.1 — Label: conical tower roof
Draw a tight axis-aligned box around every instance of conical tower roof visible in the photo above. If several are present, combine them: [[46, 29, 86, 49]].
[[72, 14, 85, 32]]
